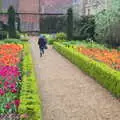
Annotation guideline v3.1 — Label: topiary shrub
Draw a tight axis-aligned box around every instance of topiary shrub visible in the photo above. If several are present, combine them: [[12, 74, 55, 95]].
[[8, 6, 16, 38], [67, 8, 73, 40]]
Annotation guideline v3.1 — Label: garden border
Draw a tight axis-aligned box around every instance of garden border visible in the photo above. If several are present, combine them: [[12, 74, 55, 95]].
[[18, 42, 42, 120], [53, 42, 120, 97]]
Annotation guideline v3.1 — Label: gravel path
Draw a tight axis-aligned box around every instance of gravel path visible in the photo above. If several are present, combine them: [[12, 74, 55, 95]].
[[30, 37, 120, 120]]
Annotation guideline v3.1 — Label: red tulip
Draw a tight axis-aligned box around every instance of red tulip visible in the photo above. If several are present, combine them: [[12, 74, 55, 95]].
[[4, 81, 9, 87], [11, 88, 17, 93], [10, 83, 16, 89], [0, 81, 2, 84], [5, 103, 10, 109], [0, 88, 5, 96], [14, 99, 20, 107]]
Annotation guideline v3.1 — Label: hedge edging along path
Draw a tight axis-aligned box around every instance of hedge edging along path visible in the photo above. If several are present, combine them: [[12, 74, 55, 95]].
[[53, 42, 120, 98], [18, 42, 42, 120]]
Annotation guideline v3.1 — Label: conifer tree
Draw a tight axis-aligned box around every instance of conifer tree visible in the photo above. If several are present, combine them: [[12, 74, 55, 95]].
[[8, 6, 16, 38], [67, 8, 73, 40]]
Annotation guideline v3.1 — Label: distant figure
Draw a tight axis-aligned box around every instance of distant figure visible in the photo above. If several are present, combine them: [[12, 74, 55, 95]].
[[38, 35, 47, 57]]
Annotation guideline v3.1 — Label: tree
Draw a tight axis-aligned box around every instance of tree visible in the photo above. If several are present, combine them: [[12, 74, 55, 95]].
[[67, 8, 73, 40], [8, 6, 16, 38], [95, 0, 120, 47], [73, 15, 95, 40]]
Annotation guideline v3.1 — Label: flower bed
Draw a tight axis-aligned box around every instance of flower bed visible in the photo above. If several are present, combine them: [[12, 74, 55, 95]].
[[53, 42, 120, 97], [18, 43, 42, 120], [0, 42, 42, 119], [0, 44, 23, 114], [76, 47, 120, 71]]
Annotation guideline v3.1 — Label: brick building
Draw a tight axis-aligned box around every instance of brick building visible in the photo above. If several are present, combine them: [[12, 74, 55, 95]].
[[0, 0, 41, 31], [40, 0, 72, 13], [18, 0, 40, 31], [0, 0, 73, 31]]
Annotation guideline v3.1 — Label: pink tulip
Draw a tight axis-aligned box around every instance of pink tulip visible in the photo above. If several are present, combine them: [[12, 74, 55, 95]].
[[9, 83, 16, 89], [14, 99, 20, 107], [5, 103, 11, 109], [4, 81, 9, 87], [0, 88, 5, 96], [11, 88, 17, 93]]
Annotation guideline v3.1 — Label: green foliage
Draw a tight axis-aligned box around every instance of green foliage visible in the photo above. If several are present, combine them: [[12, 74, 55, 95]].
[[47, 33, 66, 45], [0, 31, 8, 40], [15, 31, 29, 41], [95, 0, 120, 47], [67, 8, 73, 40], [46, 34, 55, 45], [0, 21, 8, 40], [0, 21, 8, 31], [73, 15, 95, 40], [2, 39, 22, 44], [62, 40, 106, 49], [18, 43, 42, 120], [40, 15, 66, 33], [8, 6, 16, 38], [56, 32, 67, 40], [47, 39, 54, 45], [56, 16, 66, 33], [20, 33, 29, 41], [53, 42, 120, 97]]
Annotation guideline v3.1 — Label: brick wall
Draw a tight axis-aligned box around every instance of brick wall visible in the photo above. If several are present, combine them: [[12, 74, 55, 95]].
[[18, 0, 40, 13], [41, 0, 72, 13], [18, 0, 40, 31]]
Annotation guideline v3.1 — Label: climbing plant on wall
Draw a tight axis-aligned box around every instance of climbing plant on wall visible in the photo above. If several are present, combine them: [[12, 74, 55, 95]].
[[95, 0, 120, 47]]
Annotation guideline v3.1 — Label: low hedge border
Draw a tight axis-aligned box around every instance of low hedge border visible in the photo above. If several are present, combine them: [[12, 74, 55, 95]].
[[18, 42, 42, 120], [53, 42, 120, 97]]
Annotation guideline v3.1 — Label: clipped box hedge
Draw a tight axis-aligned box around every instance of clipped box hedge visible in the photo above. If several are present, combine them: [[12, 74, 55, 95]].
[[53, 42, 120, 97], [18, 43, 42, 120]]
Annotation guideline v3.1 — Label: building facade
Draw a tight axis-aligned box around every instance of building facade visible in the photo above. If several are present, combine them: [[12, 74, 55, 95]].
[[0, 0, 41, 31], [85, 0, 112, 15], [40, 0, 73, 13], [18, 0, 40, 31], [72, 0, 87, 19], [1, 0, 41, 13], [72, 0, 112, 17]]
